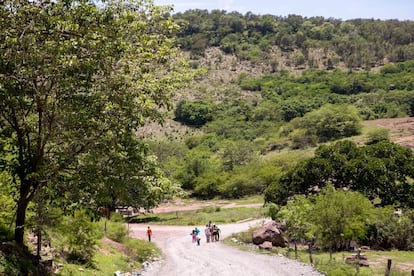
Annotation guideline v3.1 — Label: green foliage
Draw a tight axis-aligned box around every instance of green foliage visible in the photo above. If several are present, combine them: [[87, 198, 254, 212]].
[[193, 171, 226, 198], [0, 0, 191, 244], [174, 146, 222, 190], [280, 99, 314, 122], [108, 213, 124, 223], [266, 140, 414, 207], [219, 175, 258, 198], [0, 172, 14, 240], [59, 210, 99, 264], [365, 127, 390, 145], [174, 100, 214, 126], [124, 238, 161, 263], [295, 104, 362, 142], [275, 186, 375, 253], [363, 207, 414, 250], [276, 195, 314, 243], [288, 128, 317, 149], [196, 206, 221, 213], [174, 11, 414, 67], [102, 217, 128, 243], [309, 185, 374, 252], [266, 203, 280, 220], [0, 242, 46, 276], [380, 64, 401, 74], [228, 226, 258, 244], [239, 75, 262, 91]]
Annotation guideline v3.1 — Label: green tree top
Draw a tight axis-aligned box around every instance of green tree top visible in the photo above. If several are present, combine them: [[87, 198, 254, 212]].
[[0, 0, 191, 244]]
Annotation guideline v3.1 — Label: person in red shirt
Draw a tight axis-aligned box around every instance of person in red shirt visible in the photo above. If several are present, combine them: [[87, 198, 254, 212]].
[[147, 226, 152, 242]]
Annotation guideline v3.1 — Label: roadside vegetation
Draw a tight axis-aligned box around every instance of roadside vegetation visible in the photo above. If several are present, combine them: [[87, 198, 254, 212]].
[[225, 228, 414, 276], [223, 235, 414, 276], [0, 213, 161, 276]]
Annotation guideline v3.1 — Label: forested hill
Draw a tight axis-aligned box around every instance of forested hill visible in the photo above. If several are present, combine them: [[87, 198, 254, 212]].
[[144, 10, 414, 138], [146, 9, 414, 202], [172, 10, 414, 70]]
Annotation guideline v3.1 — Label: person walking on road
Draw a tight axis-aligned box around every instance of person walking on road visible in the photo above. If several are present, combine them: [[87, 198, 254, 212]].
[[195, 227, 201, 245], [147, 226, 152, 242], [213, 224, 221, 241], [204, 225, 210, 243]]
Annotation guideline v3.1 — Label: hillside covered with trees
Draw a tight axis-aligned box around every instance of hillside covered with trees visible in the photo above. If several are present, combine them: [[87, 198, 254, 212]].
[[173, 10, 414, 69]]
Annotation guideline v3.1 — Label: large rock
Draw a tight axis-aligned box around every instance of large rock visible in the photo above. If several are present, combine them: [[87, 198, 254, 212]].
[[258, 241, 273, 250], [252, 221, 288, 247]]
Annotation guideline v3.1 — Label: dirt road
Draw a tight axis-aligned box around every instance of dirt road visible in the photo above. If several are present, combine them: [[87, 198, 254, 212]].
[[128, 220, 323, 276]]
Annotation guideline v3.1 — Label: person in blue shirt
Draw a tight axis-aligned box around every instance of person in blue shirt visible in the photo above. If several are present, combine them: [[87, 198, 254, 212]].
[[194, 227, 201, 245]]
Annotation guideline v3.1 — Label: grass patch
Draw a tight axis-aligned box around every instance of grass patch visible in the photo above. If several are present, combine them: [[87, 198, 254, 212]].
[[130, 206, 268, 225], [229, 195, 264, 205], [224, 230, 414, 276], [53, 217, 162, 276], [56, 238, 161, 276], [124, 238, 161, 263], [286, 249, 414, 276], [56, 243, 134, 276]]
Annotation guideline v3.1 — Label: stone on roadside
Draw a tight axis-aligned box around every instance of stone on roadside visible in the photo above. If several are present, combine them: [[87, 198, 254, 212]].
[[252, 221, 288, 247], [258, 241, 273, 250]]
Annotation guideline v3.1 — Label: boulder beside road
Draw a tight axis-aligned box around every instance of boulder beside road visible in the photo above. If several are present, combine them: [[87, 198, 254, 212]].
[[252, 220, 288, 248]]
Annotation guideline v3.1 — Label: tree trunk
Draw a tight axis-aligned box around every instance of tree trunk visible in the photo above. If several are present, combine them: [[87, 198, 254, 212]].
[[36, 230, 42, 258], [15, 196, 29, 244], [294, 240, 298, 259], [308, 242, 313, 264]]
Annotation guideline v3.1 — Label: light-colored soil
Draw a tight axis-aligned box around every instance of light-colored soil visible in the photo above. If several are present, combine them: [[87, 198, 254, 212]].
[[128, 219, 323, 276], [363, 117, 414, 149]]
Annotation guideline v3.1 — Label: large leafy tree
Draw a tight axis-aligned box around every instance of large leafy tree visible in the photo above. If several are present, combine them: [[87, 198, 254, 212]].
[[276, 195, 314, 258], [309, 185, 374, 257], [265, 140, 414, 206], [293, 104, 362, 142], [0, 0, 189, 244]]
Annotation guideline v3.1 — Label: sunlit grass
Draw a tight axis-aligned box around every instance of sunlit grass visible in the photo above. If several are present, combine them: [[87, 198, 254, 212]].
[[55, 222, 161, 276], [56, 242, 138, 276], [129, 206, 268, 225], [224, 234, 414, 276]]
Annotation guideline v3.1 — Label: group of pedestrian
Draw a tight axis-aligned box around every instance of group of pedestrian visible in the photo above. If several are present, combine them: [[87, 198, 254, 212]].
[[204, 221, 221, 243], [147, 222, 221, 246], [190, 221, 221, 245]]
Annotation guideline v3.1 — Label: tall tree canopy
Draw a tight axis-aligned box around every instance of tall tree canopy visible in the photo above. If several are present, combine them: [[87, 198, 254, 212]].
[[0, 0, 190, 244], [265, 140, 414, 207]]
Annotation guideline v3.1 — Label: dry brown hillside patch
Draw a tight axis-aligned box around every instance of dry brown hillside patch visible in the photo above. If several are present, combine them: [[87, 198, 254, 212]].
[[363, 117, 414, 149]]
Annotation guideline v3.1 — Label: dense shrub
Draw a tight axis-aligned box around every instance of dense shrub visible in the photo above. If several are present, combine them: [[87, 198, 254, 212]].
[[60, 210, 99, 264], [365, 128, 389, 145], [363, 208, 414, 250], [105, 220, 128, 243], [174, 100, 213, 126], [124, 238, 161, 263]]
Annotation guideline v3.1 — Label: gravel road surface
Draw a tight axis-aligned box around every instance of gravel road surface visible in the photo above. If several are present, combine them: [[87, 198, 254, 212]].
[[128, 219, 324, 276]]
